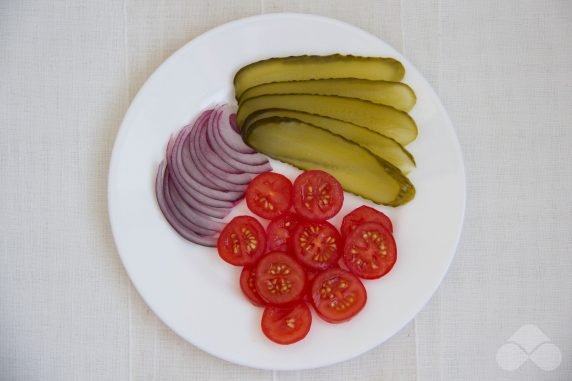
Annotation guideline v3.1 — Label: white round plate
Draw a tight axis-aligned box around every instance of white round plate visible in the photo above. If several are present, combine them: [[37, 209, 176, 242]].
[[108, 13, 465, 370]]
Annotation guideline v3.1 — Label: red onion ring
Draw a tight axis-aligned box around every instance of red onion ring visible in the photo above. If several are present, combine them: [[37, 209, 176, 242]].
[[190, 111, 249, 189], [167, 172, 231, 220], [178, 113, 221, 189], [163, 171, 224, 232], [155, 104, 273, 247], [155, 161, 217, 246], [198, 109, 259, 184], [218, 104, 256, 154], [208, 107, 273, 172], [167, 115, 244, 201]]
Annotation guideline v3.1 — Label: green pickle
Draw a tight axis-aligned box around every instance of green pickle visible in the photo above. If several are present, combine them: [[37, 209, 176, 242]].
[[237, 94, 418, 145], [239, 78, 416, 112], [244, 109, 416, 174], [234, 54, 405, 99], [244, 117, 415, 206]]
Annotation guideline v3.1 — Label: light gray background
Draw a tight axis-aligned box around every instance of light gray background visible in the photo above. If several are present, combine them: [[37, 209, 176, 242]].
[[1, 1, 571, 380]]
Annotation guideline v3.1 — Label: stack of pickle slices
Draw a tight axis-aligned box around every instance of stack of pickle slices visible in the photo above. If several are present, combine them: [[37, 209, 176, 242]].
[[234, 55, 418, 206]]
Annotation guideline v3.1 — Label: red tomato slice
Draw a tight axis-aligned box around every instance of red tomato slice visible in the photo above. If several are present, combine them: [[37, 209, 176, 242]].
[[337, 257, 350, 272], [217, 216, 266, 266], [266, 212, 301, 252], [255, 252, 306, 305], [240, 266, 265, 307], [311, 268, 367, 323], [292, 170, 343, 221], [261, 303, 312, 345], [343, 222, 397, 279], [291, 220, 341, 270], [246, 172, 293, 220], [302, 269, 320, 303], [341, 205, 393, 237]]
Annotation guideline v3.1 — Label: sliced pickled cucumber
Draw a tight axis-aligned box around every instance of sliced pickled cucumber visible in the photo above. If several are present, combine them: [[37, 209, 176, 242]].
[[234, 55, 405, 99], [244, 117, 415, 206], [237, 94, 417, 145], [244, 109, 416, 174], [239, 78, 416, 112]]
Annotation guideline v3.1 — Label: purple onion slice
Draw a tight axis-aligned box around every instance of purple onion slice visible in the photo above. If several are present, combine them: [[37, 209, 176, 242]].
[[208, 107, 273, 172], [167, 172, 230, 220], [155, 161, 218, 247]]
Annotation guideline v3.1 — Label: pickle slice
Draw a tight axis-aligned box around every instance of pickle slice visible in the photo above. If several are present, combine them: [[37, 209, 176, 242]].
[[237, 94, 417, 145], [244, 117, 415, 206], [234, 55, 405, 99], [244, 109, 416, 174], [239, 78, 416, 112]]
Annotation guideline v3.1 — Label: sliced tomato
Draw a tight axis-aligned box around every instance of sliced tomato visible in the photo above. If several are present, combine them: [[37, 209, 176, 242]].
[[217, 216, 266, 266], [246, 172, 293, 220], [266, 212, 301, 252], [302, 269, 320, 303], [240, 266, 265, 307], [341, 205, 393, 237], [255, 252, 306, 305], [343, 222, 397, 279], [261, 303, 312, 345], [311, 268, 367, 323], [292, 170, 343, 221], [305, 269, 320, 284], [291, 221, 341, 270], [338, 257, 350, 272]]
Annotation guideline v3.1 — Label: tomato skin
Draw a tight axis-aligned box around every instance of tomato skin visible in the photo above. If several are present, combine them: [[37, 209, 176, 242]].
[[246, 172, 293, 220], [337, 257, 350, 272], [341, 205, 393, 237], [240, 266, 265, 307], [291, 220, 341, 270], [311, 268, 367, 323], [292, 170, 344, 221], [217, 216, 266, 266], [266, 212, 301, 252], [343, 222, 397, 279], [302, 269, 320, 303], [255, 252, 307, 305], [261, 303, 312, 345]]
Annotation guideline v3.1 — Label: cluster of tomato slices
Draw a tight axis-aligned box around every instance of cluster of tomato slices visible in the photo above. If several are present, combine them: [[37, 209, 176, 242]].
[[217, 170, 397, 344]]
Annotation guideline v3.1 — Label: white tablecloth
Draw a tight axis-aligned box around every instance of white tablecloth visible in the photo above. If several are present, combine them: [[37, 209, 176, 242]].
[[1, 1, 571, 380]]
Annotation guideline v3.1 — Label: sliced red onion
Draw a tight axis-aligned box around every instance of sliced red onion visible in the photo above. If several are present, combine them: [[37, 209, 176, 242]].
[[162, 164, 224, 233], [190, 113, 249, 189], [186, 113, 231, 190], [200, 107, 242, 174], [179, 134, 236, 193], [229, 113, 240, 133], [170, 153, 238, 208], [155, 161, 217, 247], [167, 131, 243, 202], [218, 108, 271, 166], [168, 116, 213, 190], [164, 179, 221, 236], [196, 110, 257, 185], [219, 105, 256, 155], [156, 104, 274, 247], [167, 118, 244, 202], [167, 172, 231, 220], [168, 169, 234, 209], [175, 113, 220, 189], [208, 107, 273, 172], [218, 104, 255, 154]]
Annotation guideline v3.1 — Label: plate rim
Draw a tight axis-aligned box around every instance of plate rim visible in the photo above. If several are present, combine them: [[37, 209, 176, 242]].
[[108, 12, 466, 370]]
